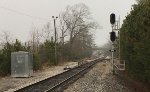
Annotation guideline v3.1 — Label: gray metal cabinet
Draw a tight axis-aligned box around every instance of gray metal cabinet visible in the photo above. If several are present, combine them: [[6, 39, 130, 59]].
[[11, 51, 33, 77]]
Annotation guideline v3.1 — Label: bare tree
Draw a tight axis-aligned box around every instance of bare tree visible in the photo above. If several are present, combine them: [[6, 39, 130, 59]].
[[60, 3, 98, 49], [0, 31, 13, 47], [41, 22, 53, 41], [29, 26, 41, 53], [59, 14, 69, 45]]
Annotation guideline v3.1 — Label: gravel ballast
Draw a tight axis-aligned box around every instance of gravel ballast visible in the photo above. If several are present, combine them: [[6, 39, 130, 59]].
[[65, 61, 131, 92]]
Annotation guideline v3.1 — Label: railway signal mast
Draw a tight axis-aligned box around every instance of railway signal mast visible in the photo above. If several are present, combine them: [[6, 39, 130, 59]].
[[110, 13, 116, 74], [110, 13, 125, 74]]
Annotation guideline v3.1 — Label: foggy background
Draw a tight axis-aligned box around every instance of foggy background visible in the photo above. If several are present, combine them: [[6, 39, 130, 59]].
[[0, 0, 136, 46]]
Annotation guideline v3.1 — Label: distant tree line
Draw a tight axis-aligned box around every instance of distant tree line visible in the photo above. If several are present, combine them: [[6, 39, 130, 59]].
[[120, 0, 150, 84], [0, 3, 98, 76]]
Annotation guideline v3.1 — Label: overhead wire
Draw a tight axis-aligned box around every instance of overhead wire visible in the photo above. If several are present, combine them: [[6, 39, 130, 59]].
[[0, 6, 50, 21]]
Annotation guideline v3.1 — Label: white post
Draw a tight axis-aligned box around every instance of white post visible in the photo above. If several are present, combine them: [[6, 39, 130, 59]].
[[112, 42, 115, 74]]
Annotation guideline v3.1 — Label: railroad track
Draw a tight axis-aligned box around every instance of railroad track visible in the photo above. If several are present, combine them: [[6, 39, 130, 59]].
[[15, 58, 103, 92]]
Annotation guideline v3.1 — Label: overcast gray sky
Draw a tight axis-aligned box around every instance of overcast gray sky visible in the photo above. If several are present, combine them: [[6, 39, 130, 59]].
[[0, 0, 136, 46]]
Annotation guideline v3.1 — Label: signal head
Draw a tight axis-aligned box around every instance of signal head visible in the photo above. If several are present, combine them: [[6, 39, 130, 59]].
[[110, 13, 116, 25]]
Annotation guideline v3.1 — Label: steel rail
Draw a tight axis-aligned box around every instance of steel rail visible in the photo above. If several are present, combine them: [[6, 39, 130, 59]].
[[15, 58, 102, 92], [45, 58, 100, 92]]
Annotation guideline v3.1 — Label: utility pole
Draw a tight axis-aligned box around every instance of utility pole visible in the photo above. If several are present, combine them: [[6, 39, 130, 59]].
[[118, 16, 121, 62], [52, 16, 58, 65], [113, 16, 120, 61]]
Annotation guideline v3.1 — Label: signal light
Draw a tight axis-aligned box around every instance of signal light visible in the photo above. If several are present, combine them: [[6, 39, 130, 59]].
[[110, 31, 116, 42], [110, 13, 116, 25]]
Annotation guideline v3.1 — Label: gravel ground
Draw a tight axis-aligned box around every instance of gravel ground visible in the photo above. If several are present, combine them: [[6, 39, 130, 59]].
[[0, 62, 77, 92], [65, 61, 131, 92]]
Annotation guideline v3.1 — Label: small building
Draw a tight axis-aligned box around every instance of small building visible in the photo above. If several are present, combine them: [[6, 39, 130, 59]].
[[11, 51, 33, 77]]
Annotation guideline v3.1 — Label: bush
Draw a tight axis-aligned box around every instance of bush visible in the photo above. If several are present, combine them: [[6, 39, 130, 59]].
[[33, 53, 41, 70], [120, 2, 150, 84], [0, 39, 28, 76]]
